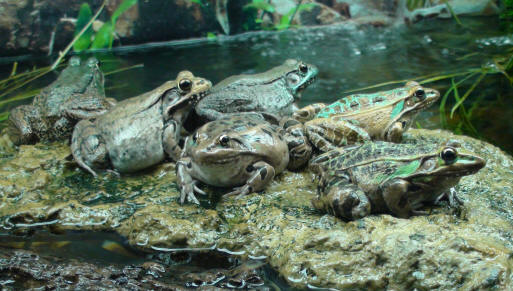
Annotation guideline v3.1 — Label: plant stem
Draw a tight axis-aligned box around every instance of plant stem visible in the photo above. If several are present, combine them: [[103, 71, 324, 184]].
[[288, 0, 304, 26], [51, 0, 107, 70]]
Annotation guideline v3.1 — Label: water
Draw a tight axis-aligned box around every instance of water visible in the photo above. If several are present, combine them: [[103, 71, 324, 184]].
[[0, 16, 512, 289]]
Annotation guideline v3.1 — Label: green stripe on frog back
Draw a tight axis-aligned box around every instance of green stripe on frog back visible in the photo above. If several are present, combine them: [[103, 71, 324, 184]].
[[376, 159, 421, 184], [390, 100, 405, 119], [316, 102, 345, 118]]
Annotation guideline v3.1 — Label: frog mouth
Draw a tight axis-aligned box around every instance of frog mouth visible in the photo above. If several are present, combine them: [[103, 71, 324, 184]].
[[187, 90, 210, 104], [196, 149, 263, 165], [297, 76, 316, 92]]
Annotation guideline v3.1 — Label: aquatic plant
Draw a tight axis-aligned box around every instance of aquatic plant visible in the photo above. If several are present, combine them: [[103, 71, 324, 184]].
[[501, 0, 513, 31], [74, 0, 138, 52], [243, 0, 316, 31]]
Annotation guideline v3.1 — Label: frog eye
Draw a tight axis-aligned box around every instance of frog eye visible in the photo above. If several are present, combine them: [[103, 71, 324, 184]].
[[299, 63, 308, 73], [414, 89, 425, 100], [192, 132, 199, 143], [440, 147, 457, 164], [219, 135, 230, 146], [179, 79, 192, 92]]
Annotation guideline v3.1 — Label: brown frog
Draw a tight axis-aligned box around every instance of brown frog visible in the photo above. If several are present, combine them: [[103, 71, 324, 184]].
[[8, 57, 113, 145], [71, 71, 211, 176]]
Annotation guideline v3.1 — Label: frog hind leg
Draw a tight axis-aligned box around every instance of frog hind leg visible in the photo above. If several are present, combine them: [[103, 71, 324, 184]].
[[7, 105, 40, 145], [293, 103, 327, 122], [312, 178, 371, 220], [305, 117, 371, 153], [71, 120, 108, 177], [224, 161, 275, 199], [279, 117, 312, 170]]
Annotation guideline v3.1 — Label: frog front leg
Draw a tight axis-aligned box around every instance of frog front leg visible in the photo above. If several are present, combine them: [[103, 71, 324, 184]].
[[382, 179, 427, 218], [71, 120, 109, 176], [305, 117, 371, 152], [312, 178, 371, 220], [279, 117, 312, 170], [176, 157, 206, 205], [224, 161, 275, 199], [163, 120, 182, 161], [384, 119, 410, 142], [293, 103, 327, 122]]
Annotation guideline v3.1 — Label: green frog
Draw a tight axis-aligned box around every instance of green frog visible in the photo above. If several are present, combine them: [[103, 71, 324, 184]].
[[294, 81, 440, 152], [310, 141, 486, 220], [8, 57, 113, 145], [194, 59, 318, 122], [71, 71, 212, 176], [177, 113, 292, 204]]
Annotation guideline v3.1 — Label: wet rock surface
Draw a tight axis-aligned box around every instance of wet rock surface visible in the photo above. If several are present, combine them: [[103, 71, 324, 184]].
[[1, 129, 513, 289]]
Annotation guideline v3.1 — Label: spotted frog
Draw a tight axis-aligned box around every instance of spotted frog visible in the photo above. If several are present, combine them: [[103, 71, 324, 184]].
[[294, 81, 439, 152], [194, 59, 318, 122], [310, 141, 485, 220], [71, 71, 211, 176], [8, 57, 113, 145], [177, 113, 294, 204]]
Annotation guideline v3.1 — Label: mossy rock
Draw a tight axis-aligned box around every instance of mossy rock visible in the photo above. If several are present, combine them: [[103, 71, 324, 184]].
[[1, 129, 512, 290]]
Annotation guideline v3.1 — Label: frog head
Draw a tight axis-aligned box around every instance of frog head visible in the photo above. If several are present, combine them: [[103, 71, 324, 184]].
[[380, 142, 485, 217], [281, 59, 318, 98], [382, 81, 440, 141], [162, 71, 212, 120]]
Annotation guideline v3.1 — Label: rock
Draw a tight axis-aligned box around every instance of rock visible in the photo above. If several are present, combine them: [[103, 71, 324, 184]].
[[401, 0, 500, 23], [1, 129, 513, 289]]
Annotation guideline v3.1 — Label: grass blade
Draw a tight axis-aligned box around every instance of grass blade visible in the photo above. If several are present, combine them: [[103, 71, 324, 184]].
[[450, 71, 486, 118]]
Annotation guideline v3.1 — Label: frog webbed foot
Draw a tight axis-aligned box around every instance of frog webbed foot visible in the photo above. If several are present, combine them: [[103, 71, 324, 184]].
[[176, 159, 206, 205], [312, 183, 371, 220], [224, 162, 275, 199]]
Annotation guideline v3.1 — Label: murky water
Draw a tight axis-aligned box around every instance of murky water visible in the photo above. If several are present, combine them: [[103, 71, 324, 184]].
[[0, 16, 512, 289]]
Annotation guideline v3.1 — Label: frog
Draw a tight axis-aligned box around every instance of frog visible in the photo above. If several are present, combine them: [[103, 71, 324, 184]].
[[310, 141, 486, 220], [194, 59, 318, 123], [177, 113, 292, 204], [294, 81, 440, 152], [71, 71, 212, 176], [8, 57, 113, 145]]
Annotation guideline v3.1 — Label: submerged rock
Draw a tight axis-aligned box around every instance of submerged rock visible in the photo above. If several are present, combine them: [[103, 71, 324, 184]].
[[1, 129, 513, 289]]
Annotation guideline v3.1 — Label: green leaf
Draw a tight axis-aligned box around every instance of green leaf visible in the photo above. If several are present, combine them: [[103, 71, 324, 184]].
[[276, 15, 290, 30], [207, 32, 217, 40], [188, 0, 204, 6], [0, 112, 9, 122], [111, 0, 137, 25], [91, 22, 114, 49], [243, 0, 275, 13], [73, 3, 94, 52]]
